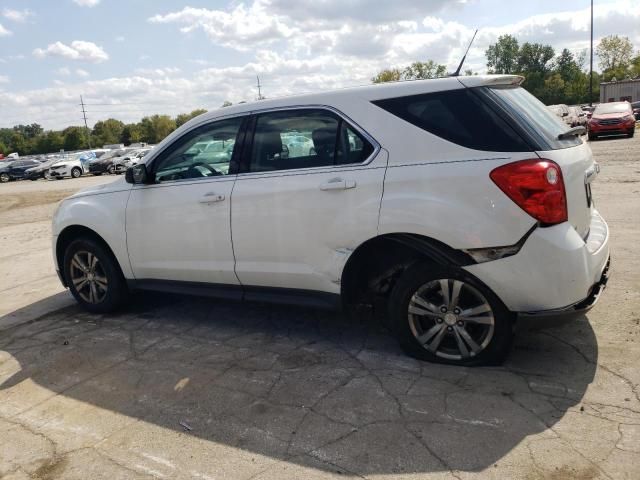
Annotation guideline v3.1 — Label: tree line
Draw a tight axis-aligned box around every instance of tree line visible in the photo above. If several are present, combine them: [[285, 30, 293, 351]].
[[2, 35, 639, 156], [0, 109, 208, 156], [373, 35, 640, 106]]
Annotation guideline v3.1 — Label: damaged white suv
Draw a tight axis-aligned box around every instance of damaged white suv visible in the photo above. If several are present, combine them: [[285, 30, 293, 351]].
[[52, 75, 610, 366]]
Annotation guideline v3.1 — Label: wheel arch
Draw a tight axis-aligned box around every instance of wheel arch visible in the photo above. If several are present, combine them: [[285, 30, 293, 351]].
[[56, 225, 125, 287], [340, 233, 475, 311]]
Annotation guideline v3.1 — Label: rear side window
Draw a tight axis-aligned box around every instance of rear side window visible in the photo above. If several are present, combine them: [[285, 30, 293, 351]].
[[372, 89, 531, 152], [248, 109, 375, 173]]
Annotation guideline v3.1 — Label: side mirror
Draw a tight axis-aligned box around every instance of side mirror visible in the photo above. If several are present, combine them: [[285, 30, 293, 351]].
[[125, 164, 149, 184]]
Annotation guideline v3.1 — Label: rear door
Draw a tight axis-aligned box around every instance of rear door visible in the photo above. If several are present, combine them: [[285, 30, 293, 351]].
[[230, 107, 386, 293]]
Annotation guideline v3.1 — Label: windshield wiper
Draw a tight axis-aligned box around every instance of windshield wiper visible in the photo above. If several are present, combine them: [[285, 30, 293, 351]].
[[558, 126, 586, 140]]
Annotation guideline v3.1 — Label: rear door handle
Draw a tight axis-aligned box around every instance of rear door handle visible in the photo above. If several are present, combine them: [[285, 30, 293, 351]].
[[319, 178, 356, 191], [199, 192, 225, 204]]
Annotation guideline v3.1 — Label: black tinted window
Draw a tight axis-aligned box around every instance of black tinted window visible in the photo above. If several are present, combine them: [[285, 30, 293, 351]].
[[249, 109, 375, 173], [373, 89, 531, 152]]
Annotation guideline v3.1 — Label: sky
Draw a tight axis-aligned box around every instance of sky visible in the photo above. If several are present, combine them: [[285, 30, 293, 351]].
[[0, 0, 639, 129]]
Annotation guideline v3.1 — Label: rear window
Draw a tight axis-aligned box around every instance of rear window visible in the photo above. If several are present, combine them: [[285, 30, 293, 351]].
[[372, 89, 531, 152], [484, 86, 581, 149]]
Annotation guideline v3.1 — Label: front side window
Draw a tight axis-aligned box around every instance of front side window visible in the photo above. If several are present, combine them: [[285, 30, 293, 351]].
[[248, 109, 374, 173], [154, 117, 242, 182]]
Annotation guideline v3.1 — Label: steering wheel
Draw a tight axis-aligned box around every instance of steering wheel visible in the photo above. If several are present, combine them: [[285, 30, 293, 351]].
[[187, 162, 221, 178]]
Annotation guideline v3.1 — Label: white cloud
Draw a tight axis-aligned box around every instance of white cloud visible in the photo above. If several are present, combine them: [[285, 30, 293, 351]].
[[0, 23, 11, 36], [76, 68, 90, 77], [149, 4, 295, 50], [3, 8, 34, 23], [55, 67, 71, 76], [33, 40, 109, 63], [73, 0, 100, 7], [0, 75, 9, 83], [115, 35, 125, 42], [134, 67, 181, 76]]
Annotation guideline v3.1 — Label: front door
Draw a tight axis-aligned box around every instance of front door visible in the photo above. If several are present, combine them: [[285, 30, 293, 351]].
[[231, 108, 386, 293], [126, 116, 244, 284]]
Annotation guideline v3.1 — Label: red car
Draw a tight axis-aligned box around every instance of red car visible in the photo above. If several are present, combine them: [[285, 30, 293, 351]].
[[588, 102, 636, 140]]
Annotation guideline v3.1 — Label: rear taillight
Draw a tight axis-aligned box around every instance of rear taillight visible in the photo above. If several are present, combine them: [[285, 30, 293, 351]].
[[490, 159, 568, 225]]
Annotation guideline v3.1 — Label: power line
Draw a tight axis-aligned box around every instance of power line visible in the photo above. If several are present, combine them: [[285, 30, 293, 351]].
[[80, 95, 92, 148], [256, 75, 264, 100]]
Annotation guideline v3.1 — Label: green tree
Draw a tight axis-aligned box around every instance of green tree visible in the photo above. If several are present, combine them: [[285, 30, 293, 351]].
[[486, 34, 520, 74], [92, 119, 125, 146], [403, 60, 447, 79], [120, 124, 142, 145], [0, 141, 7, 155], [175, 109, 208, 128], [372, 68, 402, 83], [554, 49, 581, 83], [372, 60, 446, 84], [62, 126, 87, 151], [9, 132, 27, 155], [139, 115, 176, 143], [543, 74, 566, 105], [35, 131, 64, 153], [517, 43, 555, 73], [596, 35, 633, 81], [631, 54, 640, 78]]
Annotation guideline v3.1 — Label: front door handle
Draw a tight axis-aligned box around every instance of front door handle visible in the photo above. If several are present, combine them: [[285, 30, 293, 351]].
[[199, 192, 225, 204], [319, 178, 356, 191]]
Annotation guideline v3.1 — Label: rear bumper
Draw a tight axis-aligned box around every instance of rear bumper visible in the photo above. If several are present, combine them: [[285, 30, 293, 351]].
[[516, 256, 610, 329], [464, 210, 610, 320]]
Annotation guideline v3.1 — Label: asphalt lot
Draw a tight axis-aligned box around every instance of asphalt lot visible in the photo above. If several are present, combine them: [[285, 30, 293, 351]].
[[0, 137, 639, 480]]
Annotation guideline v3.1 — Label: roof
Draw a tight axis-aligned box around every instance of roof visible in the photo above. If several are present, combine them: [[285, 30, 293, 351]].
[[600, 78, 640, 85], [194, 74, 524, 123]]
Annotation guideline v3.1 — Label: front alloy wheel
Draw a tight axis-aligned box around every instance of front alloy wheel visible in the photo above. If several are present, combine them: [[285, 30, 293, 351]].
[[69, 251, 109, 304], [389, 263, 513, 366], [64, 237, 128, 313], [0, 173, 10, 183]]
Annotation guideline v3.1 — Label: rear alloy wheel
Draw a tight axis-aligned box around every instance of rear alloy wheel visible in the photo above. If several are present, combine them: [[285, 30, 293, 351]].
[[107, 165, 115, 174], [71, 167, 82, 178], [389, 263, 513, 366], [0, 173, 9, 183], [64, 237, 128, 313]]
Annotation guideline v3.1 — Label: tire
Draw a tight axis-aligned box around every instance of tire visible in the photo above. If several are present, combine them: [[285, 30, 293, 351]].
[[93, 172, 102, 176], [588, 134, 597, 141], [629, 131, 635, 138], [388, 262, 514, 366], [107, 165, 114, 175], [63, 237, 129, 313], [71, 167, 82, 178], [0, 173, 10, 183]]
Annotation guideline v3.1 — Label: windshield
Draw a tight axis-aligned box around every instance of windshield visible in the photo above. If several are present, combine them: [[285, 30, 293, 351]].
[[486, 86, 581, 149], [594, 103, 631, 114]]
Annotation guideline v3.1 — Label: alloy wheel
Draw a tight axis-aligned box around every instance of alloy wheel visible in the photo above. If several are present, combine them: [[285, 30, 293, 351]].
[[69, 251, 108, 304], [407, 279, 495, 360], [0, 173, 9, 183]]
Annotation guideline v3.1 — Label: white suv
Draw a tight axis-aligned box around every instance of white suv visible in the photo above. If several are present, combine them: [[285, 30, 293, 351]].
[[52, 75, 610, 366]]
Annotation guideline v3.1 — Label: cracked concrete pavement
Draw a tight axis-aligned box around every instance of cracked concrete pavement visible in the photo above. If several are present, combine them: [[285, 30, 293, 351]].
[[0, 136, 639, 479]]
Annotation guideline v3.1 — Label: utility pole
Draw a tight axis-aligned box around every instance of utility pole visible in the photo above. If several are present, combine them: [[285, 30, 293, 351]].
[[256, 75, 264, 100], [80, 95, 92, 148], [589, 0, 594, 106]]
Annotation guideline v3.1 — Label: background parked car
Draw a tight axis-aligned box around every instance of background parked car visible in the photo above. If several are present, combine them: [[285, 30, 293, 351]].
[[0, 158, 41, 182], [548, 104, 578, 127], [631, 101, 640, 121], [588, 101, 636, 140], [88, 149, 129, 175], [569, 106, 588, 128], [48, 151, 95, 179], [23, 157, 63, 180], [113, 147, 152, 173]]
